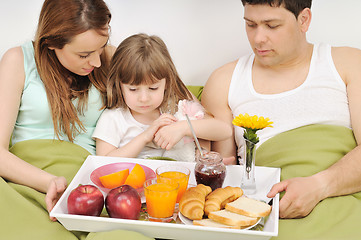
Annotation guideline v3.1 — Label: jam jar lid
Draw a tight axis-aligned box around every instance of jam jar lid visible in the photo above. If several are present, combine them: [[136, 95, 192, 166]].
[[196, 151, 223, 165]]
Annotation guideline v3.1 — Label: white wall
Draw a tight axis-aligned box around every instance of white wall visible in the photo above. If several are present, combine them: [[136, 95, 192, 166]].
[[1, 0, 361, 86]]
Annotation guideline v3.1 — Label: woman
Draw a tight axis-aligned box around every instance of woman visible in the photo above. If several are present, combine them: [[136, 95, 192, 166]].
[[0, 0, 152, 239]]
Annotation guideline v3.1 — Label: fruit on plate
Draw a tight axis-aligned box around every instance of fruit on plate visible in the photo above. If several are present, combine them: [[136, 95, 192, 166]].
[[105, 185, 142, 220], [124, 164, 146, 189], [67, 184, 104, 216], [99, 169, 129, 189]]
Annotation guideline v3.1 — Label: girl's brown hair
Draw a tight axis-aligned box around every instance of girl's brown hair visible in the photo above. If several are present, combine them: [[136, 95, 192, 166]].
[[34, 0, 111, 141], [107, 33, 192, 114]]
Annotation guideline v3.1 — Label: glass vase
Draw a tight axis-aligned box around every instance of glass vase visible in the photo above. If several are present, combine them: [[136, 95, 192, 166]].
[[241, 138, 256, 194]]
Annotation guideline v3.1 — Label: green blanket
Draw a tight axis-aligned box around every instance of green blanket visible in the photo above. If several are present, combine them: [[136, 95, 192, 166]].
[[1, 139, 153, 240], [257, 124, 361, 240]]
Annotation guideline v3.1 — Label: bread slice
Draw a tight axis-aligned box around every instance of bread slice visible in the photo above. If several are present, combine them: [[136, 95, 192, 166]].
[[208, 209, 259, 227], [193, 219, 240, 229], [225, 196, 272, 217], [204, 186, 243, 216]]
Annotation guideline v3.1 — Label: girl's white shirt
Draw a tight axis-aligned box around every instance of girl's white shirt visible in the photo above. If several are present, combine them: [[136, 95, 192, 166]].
[[92, 107, 164, 159]]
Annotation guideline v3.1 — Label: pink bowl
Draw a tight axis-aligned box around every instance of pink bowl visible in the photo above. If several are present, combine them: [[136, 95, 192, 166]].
[[90, 162, 156, 194]]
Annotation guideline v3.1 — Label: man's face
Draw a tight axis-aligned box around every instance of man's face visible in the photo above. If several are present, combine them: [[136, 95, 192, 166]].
[[244, 4, 305, 67]]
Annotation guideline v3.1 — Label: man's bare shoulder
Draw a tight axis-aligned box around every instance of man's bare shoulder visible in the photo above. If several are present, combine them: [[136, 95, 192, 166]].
[[332, 46, 361, 59], [205, 60, 238, 89], [332, 46, 361, 82], [210, 60, 238, 80], [202, 60, 238, 109]]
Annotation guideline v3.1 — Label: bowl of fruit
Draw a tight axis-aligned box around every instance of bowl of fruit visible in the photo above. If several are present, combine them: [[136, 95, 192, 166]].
[[90, 162, 156, 193]]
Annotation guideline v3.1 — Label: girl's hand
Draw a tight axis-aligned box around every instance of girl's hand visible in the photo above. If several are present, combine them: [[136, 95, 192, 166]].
[[154, 121, 186, 150], [142, 113, 176, 143], [45, 176, 67, 221]]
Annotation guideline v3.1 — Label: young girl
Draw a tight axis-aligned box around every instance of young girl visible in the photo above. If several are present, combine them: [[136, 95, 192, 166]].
[[93, 33, 232, 160]]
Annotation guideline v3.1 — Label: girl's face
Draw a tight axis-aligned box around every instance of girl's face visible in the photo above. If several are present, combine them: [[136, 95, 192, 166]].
[[50, 28, 109, 76], [121, 78, 166, 116]]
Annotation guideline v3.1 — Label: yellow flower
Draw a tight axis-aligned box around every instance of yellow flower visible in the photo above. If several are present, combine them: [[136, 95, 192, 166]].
[[232, 113, 273, 131], [232, 113, 273, 144]]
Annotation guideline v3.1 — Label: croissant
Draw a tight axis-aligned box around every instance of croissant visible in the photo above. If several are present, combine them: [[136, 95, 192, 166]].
[[204, 186, 243, 216], [179, 184, 212, 220]]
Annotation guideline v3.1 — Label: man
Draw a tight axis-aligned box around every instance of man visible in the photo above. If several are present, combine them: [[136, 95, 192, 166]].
[[202, 0, 361, 238]]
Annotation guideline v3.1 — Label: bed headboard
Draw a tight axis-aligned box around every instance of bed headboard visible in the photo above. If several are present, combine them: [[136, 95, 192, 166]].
[[1, 0, 360, 86]]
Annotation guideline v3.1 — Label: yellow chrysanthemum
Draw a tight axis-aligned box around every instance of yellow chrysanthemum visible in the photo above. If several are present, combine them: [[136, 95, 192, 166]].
[[232, 113, 273, 144], [232, 113, 273, 130]]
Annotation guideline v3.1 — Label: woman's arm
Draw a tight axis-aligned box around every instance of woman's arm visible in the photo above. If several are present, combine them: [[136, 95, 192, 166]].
[[0, 47, 66, 220], [0, 47, 54, 192]]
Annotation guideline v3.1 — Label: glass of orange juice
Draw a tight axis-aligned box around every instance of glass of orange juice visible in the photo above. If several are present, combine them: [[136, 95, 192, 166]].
[[143, 178, 179, 222], [156, 165, 190, 204]]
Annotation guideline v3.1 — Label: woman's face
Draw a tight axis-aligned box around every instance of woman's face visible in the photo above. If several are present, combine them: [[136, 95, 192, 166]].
[[51, 28, 109, 76]]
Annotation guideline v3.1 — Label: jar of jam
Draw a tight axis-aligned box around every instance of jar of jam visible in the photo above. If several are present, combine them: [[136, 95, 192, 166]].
[[194, 150, 226, 191]]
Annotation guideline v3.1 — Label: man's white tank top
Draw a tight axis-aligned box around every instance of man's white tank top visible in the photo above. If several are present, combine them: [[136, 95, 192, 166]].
[[228, 43, 351, 157]]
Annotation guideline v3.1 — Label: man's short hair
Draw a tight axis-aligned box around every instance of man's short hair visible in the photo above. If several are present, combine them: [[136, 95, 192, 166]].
[[241, 0, 312, 18]]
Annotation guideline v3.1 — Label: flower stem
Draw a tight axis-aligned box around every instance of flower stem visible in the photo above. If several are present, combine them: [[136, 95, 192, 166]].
[[245, 139, 255, 179]]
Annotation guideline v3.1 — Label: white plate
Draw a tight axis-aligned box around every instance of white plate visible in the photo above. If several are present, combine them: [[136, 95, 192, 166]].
[[178, 212, 262, 230]]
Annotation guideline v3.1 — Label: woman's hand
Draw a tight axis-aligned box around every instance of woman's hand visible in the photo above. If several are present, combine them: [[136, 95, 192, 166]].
[[45, 176, 67, 221]]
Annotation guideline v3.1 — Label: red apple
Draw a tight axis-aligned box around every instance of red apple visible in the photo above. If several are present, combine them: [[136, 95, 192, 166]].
[[67, 184, 104, 216], [105, 185, 141, 220]]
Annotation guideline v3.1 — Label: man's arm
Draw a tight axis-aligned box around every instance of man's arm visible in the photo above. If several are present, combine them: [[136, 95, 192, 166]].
[[318, 46, 361, 196], [201, 60, 238, 165], [267, 47, 361, 218]]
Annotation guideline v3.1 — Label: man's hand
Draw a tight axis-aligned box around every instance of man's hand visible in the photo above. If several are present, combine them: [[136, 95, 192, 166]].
[[45, 176, 67, 221], [267, 176, 326, 218]]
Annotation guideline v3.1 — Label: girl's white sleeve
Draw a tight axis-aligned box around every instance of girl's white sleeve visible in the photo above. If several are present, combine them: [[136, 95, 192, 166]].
[[92, 109, 124, 148]]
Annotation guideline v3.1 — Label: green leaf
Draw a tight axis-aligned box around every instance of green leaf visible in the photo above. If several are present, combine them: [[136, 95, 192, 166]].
[[243, 128, 259, 144]]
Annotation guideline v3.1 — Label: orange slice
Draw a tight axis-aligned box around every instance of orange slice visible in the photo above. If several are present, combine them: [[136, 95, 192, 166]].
[[124, 164, 146, 189], [99, 169, 129, 189]]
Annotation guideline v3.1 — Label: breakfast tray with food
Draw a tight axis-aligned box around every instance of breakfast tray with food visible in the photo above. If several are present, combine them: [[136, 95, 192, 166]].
[[51, 155, 280, 240]]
